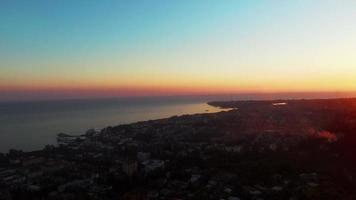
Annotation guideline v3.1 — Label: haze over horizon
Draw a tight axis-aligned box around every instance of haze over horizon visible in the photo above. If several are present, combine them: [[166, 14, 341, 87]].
[[1, 1, 356, 101]]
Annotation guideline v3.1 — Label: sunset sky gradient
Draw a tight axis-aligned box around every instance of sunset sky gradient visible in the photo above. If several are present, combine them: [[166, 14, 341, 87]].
[[1, 0, 356, 100]]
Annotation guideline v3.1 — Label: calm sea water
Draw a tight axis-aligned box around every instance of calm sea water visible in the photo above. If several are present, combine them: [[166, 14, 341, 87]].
[[0, 96, 231, 152], [1, 93, 355, 152]]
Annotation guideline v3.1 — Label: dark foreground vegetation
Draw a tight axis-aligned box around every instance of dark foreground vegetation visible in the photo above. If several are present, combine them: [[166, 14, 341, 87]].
[[1, 98, 356, 200]]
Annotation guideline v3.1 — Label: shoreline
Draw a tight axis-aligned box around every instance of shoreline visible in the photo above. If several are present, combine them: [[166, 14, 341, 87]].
[[1, 97, 356, 199], [4, 97, 356, 154], [0, 102, 228, 153], [0, 97, 356, 154]]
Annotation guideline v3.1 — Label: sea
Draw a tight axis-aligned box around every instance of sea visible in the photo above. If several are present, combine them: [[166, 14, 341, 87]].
[[0, 93, 355, 153]]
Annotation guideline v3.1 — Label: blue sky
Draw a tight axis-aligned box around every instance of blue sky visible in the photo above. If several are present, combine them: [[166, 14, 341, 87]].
[[1, 1, 252, 59], [1, 0, 356, 100]]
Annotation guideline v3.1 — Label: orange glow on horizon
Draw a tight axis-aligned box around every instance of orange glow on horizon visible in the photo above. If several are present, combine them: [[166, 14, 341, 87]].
[[2, 70, 356, 100], [2, 83, 356, 98]]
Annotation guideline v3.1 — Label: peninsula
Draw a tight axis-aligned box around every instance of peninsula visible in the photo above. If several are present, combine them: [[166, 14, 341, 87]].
[[1, 98, 356, 200]]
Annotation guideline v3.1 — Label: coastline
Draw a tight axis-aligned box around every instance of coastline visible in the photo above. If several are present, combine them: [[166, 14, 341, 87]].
[[0, 101, 228, 153], [5, 97, 356, 153], [1, 98, 356, 199]]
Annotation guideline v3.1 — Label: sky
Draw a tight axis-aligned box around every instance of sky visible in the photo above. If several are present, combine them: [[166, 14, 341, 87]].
[[1, 0, 356, 101]]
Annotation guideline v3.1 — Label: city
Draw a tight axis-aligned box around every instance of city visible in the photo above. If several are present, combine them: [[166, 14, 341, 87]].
[[1, 98, 356, 199]]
